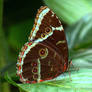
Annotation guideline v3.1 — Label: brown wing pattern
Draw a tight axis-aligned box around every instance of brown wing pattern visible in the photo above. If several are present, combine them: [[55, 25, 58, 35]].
[[29, 6, 61, 41], [29, 6, 68, 69], [45, 30, 68, 71], [17, 6, 68, 83], [21, 41, 64, 83]]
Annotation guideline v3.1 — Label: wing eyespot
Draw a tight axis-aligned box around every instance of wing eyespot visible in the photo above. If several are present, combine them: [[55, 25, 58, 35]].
[[39, 48, 46, 56], [39, 48, 48, 59], [41, 33, 46, 38], [45, 27, 52, 34], [33, 74, 38, 80], [32, 67, 38, 74]]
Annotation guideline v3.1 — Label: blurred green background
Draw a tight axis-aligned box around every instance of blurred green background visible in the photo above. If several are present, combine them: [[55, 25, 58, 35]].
[[0, 0, 92, 92]]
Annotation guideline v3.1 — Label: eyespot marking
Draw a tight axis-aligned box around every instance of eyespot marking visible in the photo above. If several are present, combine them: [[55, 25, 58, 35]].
[[33, 74, 38, 80], [45, 27, 52, 34], [39, 48, 48, 59], [32, 67, 38, 74], [31, 62, 38, 67], [41, 33, 46, 38]]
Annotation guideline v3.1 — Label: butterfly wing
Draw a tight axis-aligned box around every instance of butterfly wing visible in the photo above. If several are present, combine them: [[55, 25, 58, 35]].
[[28, 6, 62, 41], [16, 41, 64, 83], [29, 6, 68, 71], [44, 30, 68, 71], [17, 6, 68, 84]]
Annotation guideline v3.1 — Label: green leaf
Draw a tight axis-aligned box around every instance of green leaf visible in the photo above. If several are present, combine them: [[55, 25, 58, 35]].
[[44, 0, 92, 25], [65, 14, 92, 80], [5, 72, 17, 87], [5, 70, 92, 92], [66, 14, 92, 50], [8, 19, 33, 50], [71, 49, 92, 68]]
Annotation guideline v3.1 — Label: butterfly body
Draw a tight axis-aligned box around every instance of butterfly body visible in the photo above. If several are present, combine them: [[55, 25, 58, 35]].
[[16, 6, 68, 83]]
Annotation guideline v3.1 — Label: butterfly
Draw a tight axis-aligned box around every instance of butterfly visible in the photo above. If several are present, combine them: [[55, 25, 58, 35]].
[[16, 6, 68, 83]]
